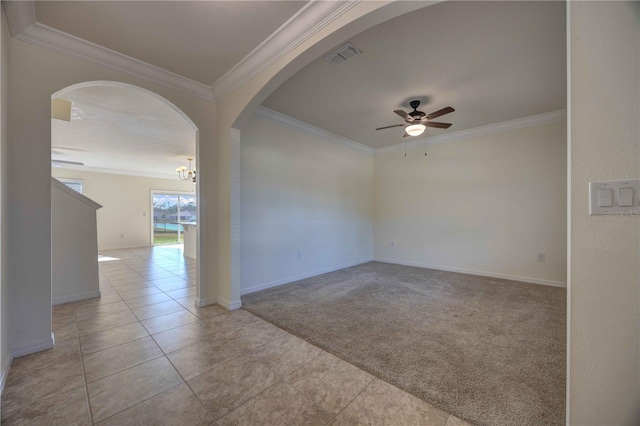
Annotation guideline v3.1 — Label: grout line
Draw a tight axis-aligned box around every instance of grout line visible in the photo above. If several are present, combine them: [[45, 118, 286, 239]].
[[327, 375, 376, 424], [212, 346, 326, 424], [75, 303, 96, 425]]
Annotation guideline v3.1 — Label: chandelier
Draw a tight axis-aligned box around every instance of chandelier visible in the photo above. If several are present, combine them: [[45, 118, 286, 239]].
[[176, 158, 196, 183]]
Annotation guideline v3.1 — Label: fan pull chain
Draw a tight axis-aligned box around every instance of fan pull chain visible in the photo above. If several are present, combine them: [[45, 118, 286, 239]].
[[404, 139, 407, 157]]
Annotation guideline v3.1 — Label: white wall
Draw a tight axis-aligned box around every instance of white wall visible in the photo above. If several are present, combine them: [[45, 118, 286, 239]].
[[374, 121, 567, 286], [0, 7, 11, 388], [568, 2, 640, 424], [240, 117, 373, 293], [51, 169, 194, 251], [51, 179, 101, 304]]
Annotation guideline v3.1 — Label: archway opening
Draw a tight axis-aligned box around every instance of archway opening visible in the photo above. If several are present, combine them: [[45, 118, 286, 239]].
[[50, 81, 202, 313]]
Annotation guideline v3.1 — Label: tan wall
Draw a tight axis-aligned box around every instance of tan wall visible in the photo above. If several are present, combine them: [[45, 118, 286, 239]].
[[1, 7, 11, 382], [52, 169, 194, 250], [568, 2, 640, 424], [374, 121, 567, 286], [5, 29, 216, 354], [241, 117, 373, 293]]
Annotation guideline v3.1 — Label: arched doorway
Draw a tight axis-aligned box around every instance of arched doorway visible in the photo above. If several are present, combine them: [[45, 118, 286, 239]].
[[50, 81, 202, 309]]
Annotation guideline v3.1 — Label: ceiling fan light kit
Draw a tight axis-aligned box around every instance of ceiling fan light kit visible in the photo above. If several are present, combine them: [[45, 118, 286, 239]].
[[375, 100, 455, 140], [405, 124, 426, 137]]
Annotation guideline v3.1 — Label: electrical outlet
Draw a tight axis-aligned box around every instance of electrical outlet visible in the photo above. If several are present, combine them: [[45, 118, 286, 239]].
[[537, 253, 545, 262]]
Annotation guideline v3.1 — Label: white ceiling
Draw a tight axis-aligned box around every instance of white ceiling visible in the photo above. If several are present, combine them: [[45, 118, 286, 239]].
[[36, 1, 307, 86], [263, 1, 567, 148], [52, 85, 196, 179], [40, 1, 566, 177]]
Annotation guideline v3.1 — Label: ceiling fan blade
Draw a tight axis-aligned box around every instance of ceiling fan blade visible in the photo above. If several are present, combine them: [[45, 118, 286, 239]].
[[394, 110, 413, 122], [427, 106, 455, 120], [426, 121, 452, 129], [375, 124, 405, 130]]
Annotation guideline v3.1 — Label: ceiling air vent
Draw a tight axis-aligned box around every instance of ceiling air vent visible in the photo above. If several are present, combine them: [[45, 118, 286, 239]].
[[324, 43, 361, 67]]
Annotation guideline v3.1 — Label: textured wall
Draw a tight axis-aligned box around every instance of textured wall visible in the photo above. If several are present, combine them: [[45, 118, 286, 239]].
[[569, 2, 640, 424], [241, 117, 373, 293], [374, 121, 567, 286]]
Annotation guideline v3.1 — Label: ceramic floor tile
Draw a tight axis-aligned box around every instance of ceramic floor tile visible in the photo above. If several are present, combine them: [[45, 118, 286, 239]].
[[8, 338, 80, 386], [330, 379, 449, 426], [165, 286, 197, 299], [150, 320, 210, 353], [132, 300, 186, 320], [166, 334, 245, 380], [76, 310, 139, 336], [96, 383, 214, 426], [125, 292, 173, 309], [73, 294, 123, 311], [152, 280, 192, 292], [249, 333, 322, 378], [215, 354, 373, 426], [53, 320, 79, 342], [75, 300, 131, 321], [2, 358, 85, 418], [188, 353, 279, 420], [83, 336, 163, 383], [175, 295, 197, 310], [110, 282, 155, 293], [445, 415, 474, 426], [80, 322, 150, 355], [87, 356, 183, 423], [52, 303, 76, 321], [0, 385, 90, 426], [117, 286, 163, 300], [141, 309, 201, 336]]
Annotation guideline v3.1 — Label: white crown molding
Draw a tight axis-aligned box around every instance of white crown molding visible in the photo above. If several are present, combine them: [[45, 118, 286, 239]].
[[15, 22, 215, 102], [3, 0, 35, 36], [254, 106, 374, 155], [55, 164, 181, 181], [4, 1, 214, 102], [212, 0, 362, 100], [376, 109, 567, 155], [4, 0, 361, 104]]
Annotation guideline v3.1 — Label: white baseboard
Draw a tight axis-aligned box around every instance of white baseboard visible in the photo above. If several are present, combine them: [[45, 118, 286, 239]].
[[52, 290, 101, 305], [196, 296, 216, 308], [0, 352, 14, 395], [12, 333, 55, 358], [196, 296, 242, 311], [373, 258, 567, 288], [240, 258, 374, 296], [217, 297, 242, 310]]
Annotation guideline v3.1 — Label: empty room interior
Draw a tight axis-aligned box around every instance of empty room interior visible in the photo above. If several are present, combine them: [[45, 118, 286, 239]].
[[0, 1, 638, 426]]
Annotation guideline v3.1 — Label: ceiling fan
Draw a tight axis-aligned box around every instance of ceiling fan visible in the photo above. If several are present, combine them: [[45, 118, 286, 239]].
[[376, 100, 454, 137]]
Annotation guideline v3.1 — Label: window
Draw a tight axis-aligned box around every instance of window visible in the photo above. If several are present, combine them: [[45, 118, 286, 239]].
[[152, 192, 196, 245], [58, 179, 84, 194]]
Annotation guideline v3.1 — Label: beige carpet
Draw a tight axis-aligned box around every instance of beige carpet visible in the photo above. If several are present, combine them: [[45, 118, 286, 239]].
[[242, 261, 566, 426]]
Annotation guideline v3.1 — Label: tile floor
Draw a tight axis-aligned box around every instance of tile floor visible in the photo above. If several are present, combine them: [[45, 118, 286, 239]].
[[1, 246, 470, 425]]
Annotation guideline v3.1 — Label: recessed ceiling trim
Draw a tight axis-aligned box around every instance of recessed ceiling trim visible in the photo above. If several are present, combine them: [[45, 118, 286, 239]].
[[376, 109, 567, 155], [212, 0, 362, 100], [254, 106, 374, 155]]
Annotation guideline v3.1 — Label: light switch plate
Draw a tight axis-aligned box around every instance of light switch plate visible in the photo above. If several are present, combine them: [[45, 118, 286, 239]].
[[589, 179, 640, 215]]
